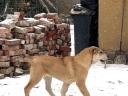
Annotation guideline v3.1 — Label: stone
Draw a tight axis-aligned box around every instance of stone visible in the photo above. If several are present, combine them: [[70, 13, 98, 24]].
[[23, 44, 37, 50], [16, 20, 30, 27], [14, 26, 28, 34], [0, 50, 4, 56], [5, 49, 26, 56], [0, 74, 5, 79], [2, 45, 21, 50], [0, 19, 16, 30], [34, 26, 42, 33], [4, 39, 21, 45], [0, 27, 12, 39], [114, 55, 127, 64], [35, 33, 45, 40], [0, 67, 14, 74], [0, 39, 5, 45], [34, 13, 47, 19], [0, 56, 10, 62], [27, 49, 39, 55], [0, 62, 10, 67], [10, 55, 24, 63]]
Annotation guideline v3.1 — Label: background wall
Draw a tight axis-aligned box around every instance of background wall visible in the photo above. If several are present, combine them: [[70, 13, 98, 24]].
[[99, 0, 128, 52]]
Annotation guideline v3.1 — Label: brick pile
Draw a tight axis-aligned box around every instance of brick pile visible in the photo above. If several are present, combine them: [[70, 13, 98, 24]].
[[0, 13, 71, 79]]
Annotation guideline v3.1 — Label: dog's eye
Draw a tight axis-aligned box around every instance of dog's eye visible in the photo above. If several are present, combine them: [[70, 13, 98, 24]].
[[100, 51, 103, 54]]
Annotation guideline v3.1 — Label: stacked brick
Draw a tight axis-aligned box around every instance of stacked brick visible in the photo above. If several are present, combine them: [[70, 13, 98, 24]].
[[0, 13, 71, 79]]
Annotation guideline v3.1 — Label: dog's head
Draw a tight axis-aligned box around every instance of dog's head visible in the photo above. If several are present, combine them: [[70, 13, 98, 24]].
[[89, 46, 108, 63]]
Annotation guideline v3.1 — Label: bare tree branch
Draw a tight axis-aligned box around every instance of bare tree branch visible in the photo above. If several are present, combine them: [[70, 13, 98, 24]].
[[44, 0, 57, 12], [3, 0, 10, 16], [38, 0, 50, 13]]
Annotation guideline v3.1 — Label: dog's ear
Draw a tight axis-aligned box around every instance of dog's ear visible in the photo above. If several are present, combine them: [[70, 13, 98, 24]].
[[89, 46, 99, 54]]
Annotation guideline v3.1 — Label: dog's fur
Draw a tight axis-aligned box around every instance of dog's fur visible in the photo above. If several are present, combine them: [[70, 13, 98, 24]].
[[24, 46, 107, 96]]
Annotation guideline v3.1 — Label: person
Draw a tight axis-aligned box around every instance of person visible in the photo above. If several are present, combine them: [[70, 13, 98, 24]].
[[81, 0, 98, 46]]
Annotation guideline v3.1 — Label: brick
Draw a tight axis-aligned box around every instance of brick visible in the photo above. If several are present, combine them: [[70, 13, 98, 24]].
[[16, 20, 30, 27], [0, 56, 10, 62], [0, 19, 16, 30], [0, 67, 14, 74], [25, 27, 34, 33], [10, 55, 24, 63], [48, 50, 55, 55], [27, 49, 39, 55], [5, 49, 26, 56], [21, 40, 25, 44], [27, 33, 36, 39], [2, 45, 21, 50], [26, 18, 39, 26], [60, 46, 71, 52], [14, 12, 25, 20], [24, 39, 30, 44], [34, 13, 47, 19], [39, 18, 55, 29], [35, 33, 45, 40], [38, 42, 44, 47], [0, 74, 5, 79], [29, 38, 35, 44], [12, 32, 26, 39], [56, 23, 70, 30], [47, 13, 58, 19], [26, 33, 36, 44], [15, 68, 23, 75], [47, 31, 56, 38], [47, 45, 56, 50], [16, 18, 39, 27], [48, 40, 55, 46], [0, 39, 5, 45], [0, 51, 4, 56], [62, 51, 70, 56], [4, 39, 21, 45], [0, 62, 10, 67], [34, 26, 42, 33], [11, 62, 22, 67], [39, 51, 49, 55], [23, 44, 37, 50], [0, 27, 12, 39], [57, 39, 63, 45], [14, 26, 28, 34], [37, 25, 47, 32], [6, 14, 18, 21], [47, 13, 59, 23]]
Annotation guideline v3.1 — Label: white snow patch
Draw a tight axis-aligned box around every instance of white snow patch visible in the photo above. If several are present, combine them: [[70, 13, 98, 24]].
[[1, 62, 128, 96]]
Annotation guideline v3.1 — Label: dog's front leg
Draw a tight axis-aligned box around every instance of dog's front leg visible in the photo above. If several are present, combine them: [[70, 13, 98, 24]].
[[76, 78, 90, 96], [44, 76, 55, 96], [24, 67, 43, 96], [61, 83, 70, 96]]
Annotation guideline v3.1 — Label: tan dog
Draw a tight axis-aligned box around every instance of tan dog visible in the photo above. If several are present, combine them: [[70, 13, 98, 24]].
[[24, 46, 107, 96]]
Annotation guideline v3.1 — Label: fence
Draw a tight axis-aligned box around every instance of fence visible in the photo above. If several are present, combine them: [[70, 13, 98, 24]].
[[0, 0, 56, 17]]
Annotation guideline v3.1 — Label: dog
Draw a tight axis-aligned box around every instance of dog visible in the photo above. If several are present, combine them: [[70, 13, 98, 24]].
[[24, 46, 108, 96]]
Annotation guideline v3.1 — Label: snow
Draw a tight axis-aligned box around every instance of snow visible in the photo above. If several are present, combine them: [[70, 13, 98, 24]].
[[1, 25, 128, 96], [1, 62, 128, 96]]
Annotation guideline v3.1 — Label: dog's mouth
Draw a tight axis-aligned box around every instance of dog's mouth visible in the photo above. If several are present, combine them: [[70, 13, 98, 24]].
[[100, 59, 107, 63]]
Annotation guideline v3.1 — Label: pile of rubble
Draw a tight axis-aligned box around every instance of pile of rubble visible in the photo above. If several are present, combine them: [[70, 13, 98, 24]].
[[0, 12, 71, 79]]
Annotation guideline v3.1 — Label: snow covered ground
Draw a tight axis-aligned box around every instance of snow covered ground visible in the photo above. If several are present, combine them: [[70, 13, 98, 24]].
[[1, 25, 128, 96], [1, 62, 128, 96]]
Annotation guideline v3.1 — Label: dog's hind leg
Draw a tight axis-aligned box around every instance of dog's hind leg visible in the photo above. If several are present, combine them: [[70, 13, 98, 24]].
[[24, 67, 43, 96], [61, 83, 70, 96], [44, 76, 55, 96]]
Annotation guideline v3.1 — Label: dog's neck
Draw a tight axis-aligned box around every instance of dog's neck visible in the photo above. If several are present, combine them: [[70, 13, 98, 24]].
[[74, 48, 93, 67]]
